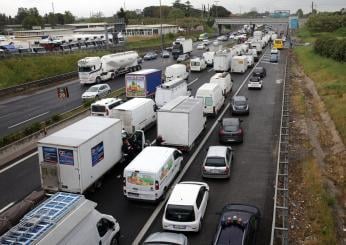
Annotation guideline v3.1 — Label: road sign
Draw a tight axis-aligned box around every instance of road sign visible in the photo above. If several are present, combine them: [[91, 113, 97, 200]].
[[57, 87, 69, 99]]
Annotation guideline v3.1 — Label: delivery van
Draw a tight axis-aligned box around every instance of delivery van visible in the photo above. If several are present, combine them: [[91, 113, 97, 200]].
[[123, 146, 183, 201], [196, 83, 224, 116], [190, 57, 207, 72], [155, 78, 191, 108], [112, 98, 156, 134], [209, 72, 233, 96], [165, 64, 189, 82], [231, 56, 248, 73]]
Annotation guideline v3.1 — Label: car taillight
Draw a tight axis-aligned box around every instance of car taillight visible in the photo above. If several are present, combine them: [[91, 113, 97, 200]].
[[155, 181, 159, 190], [202, 166, 207, 172], [123, 177, 126, 185], [219, 129, 225, 135], [213, 106, 216, 114], [225, 166, 230, 173]]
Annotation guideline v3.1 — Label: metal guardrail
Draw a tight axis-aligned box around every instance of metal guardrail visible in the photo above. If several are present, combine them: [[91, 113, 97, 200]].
[[270, 51, 290, 245]]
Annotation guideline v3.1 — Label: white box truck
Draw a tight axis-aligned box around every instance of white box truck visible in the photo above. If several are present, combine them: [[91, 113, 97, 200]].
[[213, 49, 232, 73], [78, 51, 141, 84], [112, 98, 157, 134], [155, 78, 191, 108], [172, 39, 193, 59], [251, 41, 263, 54], [231, 56, 248, 73], [165, 64, 189, 82], [254, 30, 263, 41], [210, 72, 233, 96], [38, 117, 123, 194], [0, 192, 120, 245], [157, 96, 206, 151], [202, 51, 215, 66]]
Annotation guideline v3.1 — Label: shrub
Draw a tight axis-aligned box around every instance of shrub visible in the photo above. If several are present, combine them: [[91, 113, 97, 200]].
[[51, 114, 61, 122], [314, 37, 346, 62]]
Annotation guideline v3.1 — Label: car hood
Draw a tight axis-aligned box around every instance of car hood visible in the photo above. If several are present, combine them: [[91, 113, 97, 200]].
[[82, 91, 97, 97]]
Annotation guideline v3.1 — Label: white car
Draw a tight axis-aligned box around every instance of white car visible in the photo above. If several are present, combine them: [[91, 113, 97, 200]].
[[82, 84, 111, 100], [202, 39, 210, 45], [197, 43, 206, 50], [217, 35, 228, 41], [162, 181, 209, 232], [212, 40, 220, 46], [229, 34, 235, 39], [248, 76, 263, 89]]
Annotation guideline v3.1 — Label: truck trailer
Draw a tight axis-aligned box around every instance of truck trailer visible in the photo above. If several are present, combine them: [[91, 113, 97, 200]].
[[172, 39, 193, 59], [125, 69, 162, 98]]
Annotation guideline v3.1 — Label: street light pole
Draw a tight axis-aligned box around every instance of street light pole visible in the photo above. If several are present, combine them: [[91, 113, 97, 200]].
[[160, 0, 164, 71]]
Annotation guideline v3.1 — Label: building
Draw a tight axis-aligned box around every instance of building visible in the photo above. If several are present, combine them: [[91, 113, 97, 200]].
[[124, 24, 178, 36], [12, 28, 73, 38]]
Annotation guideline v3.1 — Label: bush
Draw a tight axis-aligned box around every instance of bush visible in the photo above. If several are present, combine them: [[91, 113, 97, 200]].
[[314, 37, 346, 62], [307, 14, 346, 33], [24, 122, 41, 136], [51, 114, 61, 122]]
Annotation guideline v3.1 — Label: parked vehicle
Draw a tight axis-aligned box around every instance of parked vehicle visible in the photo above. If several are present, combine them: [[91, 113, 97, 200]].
[[38, 117, 126, 193], [177, 54, 189, 63], [252, 67, 266, 78], [32, 46, 47, 54], [155, 78, 191, 108], [190, 57, 207, 72], [112, 98, 157, 134], [90, 97, 123, 117], [172, 39, 193, 59], [0, 192, 120, 245], [230, 96, 249, 115], [214, 49, 232, 72], [202, 39, 210, 45], [125, 69, 162, 98], [203, 51, 215, 66], [157, 96, 206, 151], [209, 72, 233, 96], [123, 146, 183, 201], [196, 83, 224, 116], [78, 51, 141, 84], [60, 44, 71, 52], [162, 182, 209, 232], [202, 146, 233, 179], [143, 232, 188, 245], [248, 76, 263, 89], [81, 84, 111, 100], [165, 64, 189, 82], [144, 51, 158, 60], [219, 117, 244, 143], [231, 56, 248, 73], [0, 44, 18, 53], [161, 50, 170, 58], [213, 204, 261, 245]]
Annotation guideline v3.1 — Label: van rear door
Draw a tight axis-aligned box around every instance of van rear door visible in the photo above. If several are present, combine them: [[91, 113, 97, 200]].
[[125, 170, 156, 198]]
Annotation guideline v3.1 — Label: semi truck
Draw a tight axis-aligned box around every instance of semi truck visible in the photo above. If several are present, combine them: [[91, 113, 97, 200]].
[[172, 39, 193, 59], [78, 51, 141, 85], [0, 192, 120, 245], [125, 69, 162, 98]]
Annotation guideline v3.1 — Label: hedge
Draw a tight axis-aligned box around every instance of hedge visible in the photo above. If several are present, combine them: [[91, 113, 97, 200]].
[[314, 37, 346, 62]]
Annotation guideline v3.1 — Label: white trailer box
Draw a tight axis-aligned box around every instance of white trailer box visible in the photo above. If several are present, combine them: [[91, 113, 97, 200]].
[[38, 117, 122, 194], [190, 57, 207, 72], [231, 56, 248, 73], [251, 41, 263, 54], [157, 96, 206, 150], [0, 192, 120, 245], [165, 64, 189, 82], [202, 51, 215, 66], [213, 49, 232, 72], [210, 72, 233, 96], [155, 78, 190, 108], [112, 98, 156, 134]]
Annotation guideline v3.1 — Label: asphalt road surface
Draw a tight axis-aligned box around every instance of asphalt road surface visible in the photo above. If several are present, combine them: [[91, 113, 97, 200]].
[[0, 45, 288, 245]]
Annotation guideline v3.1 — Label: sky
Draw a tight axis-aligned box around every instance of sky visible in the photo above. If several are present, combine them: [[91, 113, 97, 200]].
[[1, 0, 345, 18]]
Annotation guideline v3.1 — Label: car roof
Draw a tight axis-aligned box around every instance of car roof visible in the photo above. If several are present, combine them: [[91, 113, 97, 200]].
[[90, 84, 107, 88], [254, 67, 264, 71], [92, 97, 121, 106], [207, 146, 228, 158], [144, 232, 186, 244], [168, 182, 205, 205], [233, 96, 246, 101], [222, 118, 239, 125]]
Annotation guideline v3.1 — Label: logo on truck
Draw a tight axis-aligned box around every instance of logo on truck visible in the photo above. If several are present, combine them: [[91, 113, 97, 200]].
[[127, 172, 154, 186], [126, 75, 145, 97]]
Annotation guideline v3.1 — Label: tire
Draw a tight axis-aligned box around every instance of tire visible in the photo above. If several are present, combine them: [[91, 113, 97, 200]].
[[110, 235, 119, 245], [96, 77, 101, 84]]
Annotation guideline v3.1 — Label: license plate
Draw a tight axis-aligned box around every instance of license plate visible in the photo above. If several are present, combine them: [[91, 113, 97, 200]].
[[173, 225, 186, 229]]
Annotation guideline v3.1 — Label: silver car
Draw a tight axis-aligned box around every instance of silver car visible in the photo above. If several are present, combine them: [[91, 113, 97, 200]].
[[81, 84, 111, 100], [202, 146, 233, 179], [143, 232, 188, 245]]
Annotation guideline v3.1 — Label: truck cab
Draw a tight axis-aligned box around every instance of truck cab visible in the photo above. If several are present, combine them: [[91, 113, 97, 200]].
[[78, 57, 103, 84]]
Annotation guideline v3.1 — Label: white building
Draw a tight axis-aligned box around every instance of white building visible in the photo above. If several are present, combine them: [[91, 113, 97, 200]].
[[125, 24, 178, 36]]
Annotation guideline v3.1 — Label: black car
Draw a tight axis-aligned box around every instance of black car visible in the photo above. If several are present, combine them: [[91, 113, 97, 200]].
[[231, 96, 249, 115], [219, 118, 244, 143], [252, 67, 266, 78], [213, 203, 261, 245]]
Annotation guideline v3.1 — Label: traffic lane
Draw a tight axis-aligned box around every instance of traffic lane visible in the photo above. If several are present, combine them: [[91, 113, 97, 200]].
[[141, 51, 285, 244], [0, 154, 41, 209]]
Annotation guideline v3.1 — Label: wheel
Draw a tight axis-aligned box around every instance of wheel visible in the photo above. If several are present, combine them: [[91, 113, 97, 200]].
[[110, 235, 119, 245], [96, 77, 101, 84]]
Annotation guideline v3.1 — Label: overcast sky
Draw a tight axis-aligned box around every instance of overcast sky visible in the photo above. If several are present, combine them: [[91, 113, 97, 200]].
[[2, 0, 345, 18]]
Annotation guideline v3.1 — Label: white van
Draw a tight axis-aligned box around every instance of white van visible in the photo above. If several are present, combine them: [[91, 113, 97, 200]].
[[90, 98, 123, 117], [196, 83, 224, 116], [209, 72, 233, 96], [202, 51, 215, 66], [165, 64, 189, 82], [231, 56, 248, 73], [123, 146, 183, 201], [190, 57, 207, 72], [112, 98, 156, 134], [155, 78, 191, 108]]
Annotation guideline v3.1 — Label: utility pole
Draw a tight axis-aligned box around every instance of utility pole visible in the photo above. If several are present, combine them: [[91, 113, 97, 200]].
[[159, 0, 163, 71], [52, 2, 55, 14], [311, 1, 314, 14]]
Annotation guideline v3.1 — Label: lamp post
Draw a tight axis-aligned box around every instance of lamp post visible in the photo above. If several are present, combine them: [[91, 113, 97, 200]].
[[160, 0, 164, 71]]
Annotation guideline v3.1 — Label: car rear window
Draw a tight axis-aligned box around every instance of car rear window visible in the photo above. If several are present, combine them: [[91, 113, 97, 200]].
[[205, 157, 226, 167], [217, 225, 244, 245], [91, 105, 106, 113], [224, 125, 238, 132], [165, 204, 195, 222], [234, 100, 246, 106], [250, 77, 259, 82]]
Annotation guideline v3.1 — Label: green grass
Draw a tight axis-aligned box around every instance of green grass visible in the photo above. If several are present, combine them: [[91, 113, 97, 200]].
[[298, 26, 346, 43]]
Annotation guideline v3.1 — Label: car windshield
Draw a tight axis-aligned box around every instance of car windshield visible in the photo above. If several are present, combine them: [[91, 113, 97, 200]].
[[205, 97, 213, 106], [191, 61, 200, 66], [217, 225, 245, 245], [79, 66, 92, 72], [271, 54, 277, 60], [205, 157, 226, 167], [234, 100, 246, 106], [223, 123, 238, 132], [166, 204, 195, 222], [250, 77, 259, 82], [87, 87, 99, 92], [91, 105, 106, 113]]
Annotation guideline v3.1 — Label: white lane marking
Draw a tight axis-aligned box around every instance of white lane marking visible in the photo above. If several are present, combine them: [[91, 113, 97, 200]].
[[132, 47, 269, 245], [8, 111, 50, 129], [0, 201, 15, 214], [0, 151, 38, 174], [187, 78, 198, 86], [208, 68, 214, 72], [151, 139, 156, 145]]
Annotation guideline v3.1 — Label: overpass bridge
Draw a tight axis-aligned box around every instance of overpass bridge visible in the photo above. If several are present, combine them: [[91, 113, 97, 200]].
[[215, 18, 289, 25]]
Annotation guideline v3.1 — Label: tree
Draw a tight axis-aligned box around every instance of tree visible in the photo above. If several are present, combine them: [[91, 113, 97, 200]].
[[117, 8, 128, 25], [185, 1, 192, 16], [63, 11, 75, 24], [296, 9, 304, 18], [209, 5, 230, 17], [168, 8, 185, 21], [15, 8, 29, 24], [22, 15, 42, 29]]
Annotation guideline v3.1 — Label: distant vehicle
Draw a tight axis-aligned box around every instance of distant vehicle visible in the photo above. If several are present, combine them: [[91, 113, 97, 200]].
[[0, 44, 18, 53], [69, 42, 79, 51], [202, 39, 210, 45], [196, 83, 224, 116], [252, 67, 266, 78], [125, 69, 162, 98], [81, 84, 111, 100], [155, 79, 191, 108], [282, 36, 287, 42], [177, 54, 189, 63], [0, 35, 5, 41], [244, 55, 254, 68], [161, 50, 170, 58], [137, 56, 143, 64], [209, 72, 233, 96], [162, 181, 209, 232], [273, 38, 284, 49], [86, 40, 96, 48], [144, 51, 158, 60], [229, 34, 235, 39], [60, 44, 71, 52], [90, 97, 123, 117], [165, 64, 189, 82], [203, 51, 215, 66], [230, 56, 248, 73], [217, 35, 228, 41], [32, 46, 47, 54], [166, 46, 173, 52], [213, 40, 220, 46], [143, 232, 188, 245], [18, 47, 32, 54], [197, 43, 207, 50], [214, 49, 232, 72], [172, 39, 193, 59], [248, 76, 263, 89], [78, 42, 87, 49], [247, 48, 259, 62], [199, 32, 209, 41], [212, 203, 261, 245], [202, 146, 233, 179], [230, 96, 249, 115], [219, 117, 244, 143], [270, 53, 279, 63]]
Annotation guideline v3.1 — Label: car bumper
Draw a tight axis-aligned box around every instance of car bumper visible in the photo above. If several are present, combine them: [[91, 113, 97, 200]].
[[231, 109, 249, 115], [220, 135, 243, 143], [248, 84, 262, 89], [162, 220, 200, 232], [202, 171, 230, 179]]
